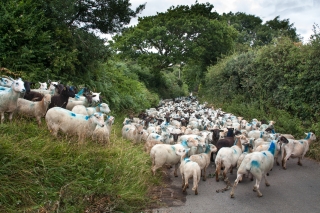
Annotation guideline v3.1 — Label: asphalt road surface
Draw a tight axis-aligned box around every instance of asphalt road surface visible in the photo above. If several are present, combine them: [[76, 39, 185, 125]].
[[149, 157, 320, 213]]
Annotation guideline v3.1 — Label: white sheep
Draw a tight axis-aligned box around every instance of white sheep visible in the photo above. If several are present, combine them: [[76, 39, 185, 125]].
[[72, 103, 110, 115], [280, 132, 317, 170], [248, 130, 270, 141], [177, 148, 201, 195], [45, 107, 105, 143], [150, 138, 199, 177], [147, 131, 171, 144], [189, 144, 217, 181], [121, 123, 144, 144], [92, 115, 115, 143], [230, 140, 277, 198], [0, 78, 26, 124], [16, 94, 51, 126], [215, 135, 249, 182]]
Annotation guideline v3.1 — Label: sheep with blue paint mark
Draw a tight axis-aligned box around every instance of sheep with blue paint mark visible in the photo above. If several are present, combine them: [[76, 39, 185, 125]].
[[0, 77, 13, 87], [147, 131, 171, 144], [177, 147, 201, 195], [189, 144, 217, 181], [72, 103, 110, 115], [248, 130, 271, 141], [0, 78, 26, 124], [45, 107, 105, 143], [150, 138, 199, 177], [16, 94, 51, 126], [92, 115, 114, 143], [121, 123, 144, 144], [215, 135, 249, 182], [230, 140, 277, 198], [280, 132, 317, 170]]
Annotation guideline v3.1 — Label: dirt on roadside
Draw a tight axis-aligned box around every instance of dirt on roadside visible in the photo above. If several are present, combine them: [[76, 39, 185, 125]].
[[144, 167, 187, 211]]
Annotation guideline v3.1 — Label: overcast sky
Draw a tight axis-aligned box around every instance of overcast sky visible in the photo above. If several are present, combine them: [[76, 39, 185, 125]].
[[126, 0, 320, 43]]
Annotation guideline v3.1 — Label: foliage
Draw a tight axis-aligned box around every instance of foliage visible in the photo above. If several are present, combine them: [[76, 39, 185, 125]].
[[85, 60, 159, 113], [111, 2, 238, 91], [201, 31, 320, 125], [0, 0, 145, 84], [0, 115, 161, 212], [219, 12, 301, 49]]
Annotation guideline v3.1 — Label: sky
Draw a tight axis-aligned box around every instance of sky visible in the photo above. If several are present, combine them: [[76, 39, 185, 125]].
[[124, 0, 320, 43]]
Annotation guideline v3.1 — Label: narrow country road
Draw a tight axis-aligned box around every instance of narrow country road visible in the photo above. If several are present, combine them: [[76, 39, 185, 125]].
[[149, 157, 320, 213]]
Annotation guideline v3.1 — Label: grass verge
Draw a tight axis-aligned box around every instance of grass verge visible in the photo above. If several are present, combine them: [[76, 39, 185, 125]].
[[0, 115, 162, 212]]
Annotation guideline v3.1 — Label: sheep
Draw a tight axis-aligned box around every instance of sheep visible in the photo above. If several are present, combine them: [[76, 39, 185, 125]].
[[280, 132, 317, 170], [147, 131, 171, 144], [0, 77, 13, 87], [16, 94, 51, 126], [66, 93, 95, 110], [121, 123, 144, 144], [38, 82, 48, 90], [48, 86, 76, 109], [45, 107, 105, 143], [150, 138, 199, 177], [71, 103, 111, 115], [230, 140, 277, 198], [247, 130, 270, 141], [0, 78, 26, 124], [215, 135, 249, 182], [144, 139, 163, 154], [92, 115, 115, 144], [177, 147, 201, 195], [23, 91, 44, 102], [189, 144, 217, 181]]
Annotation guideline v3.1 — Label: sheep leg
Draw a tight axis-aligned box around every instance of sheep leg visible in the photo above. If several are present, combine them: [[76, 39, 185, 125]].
[[230, 174, 242, 198], [264, 174, 270, 186], [253, 176, 263, 197], [297, 158, 302, 166], [215, 162, 221, 182], [8, 112, 13, 122], [281, 148, 290, 170], [174, 163, 179, 177], [202, 168, 207, 181], [1, 112, 4, 124], [183, 177, 189, 192]]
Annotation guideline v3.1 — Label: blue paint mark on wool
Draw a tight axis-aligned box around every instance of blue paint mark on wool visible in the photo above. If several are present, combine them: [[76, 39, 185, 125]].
[[85, 116, 89, 120], [305, 132, 311, 139], [262, 152, 267, 156], [268, 141, 276, 155], [299, 140, 304, 144], [70, 113, 76, 117], [184, 157, 191, 163], [260, 132, 264, 138], [233, 149, 237, 154], [156, 135, 160, 139], [181, 140, 188, 147], [171, 146, 176, 152], [251, 160, 260, 168], [204, 145, 210, 154]]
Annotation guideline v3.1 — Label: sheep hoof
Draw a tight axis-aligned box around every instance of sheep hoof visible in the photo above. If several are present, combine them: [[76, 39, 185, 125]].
[[266, 183, 270, 187], [230, 193, 235, 198], [298, 162, 302, 166], [266, 173, 269, 176], [282, 167, 287, 170]]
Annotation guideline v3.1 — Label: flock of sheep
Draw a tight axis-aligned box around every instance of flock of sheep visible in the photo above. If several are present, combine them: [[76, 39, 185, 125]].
[[0, 76, 112, 143], [1, 76, 317, 198], [120, 96, 317, 198]]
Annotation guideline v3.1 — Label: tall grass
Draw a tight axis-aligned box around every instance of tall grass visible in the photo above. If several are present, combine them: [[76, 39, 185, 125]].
[[0, 115, 161, 212]]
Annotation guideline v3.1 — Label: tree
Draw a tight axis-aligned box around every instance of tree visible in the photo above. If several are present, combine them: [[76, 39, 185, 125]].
[[220, 12, 301, 48], [0, 0, 146, 84], [111, 2, 237, 90]]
